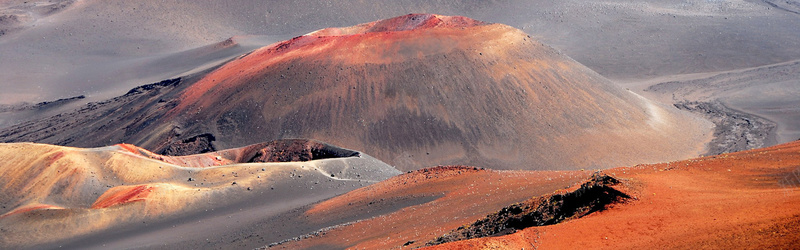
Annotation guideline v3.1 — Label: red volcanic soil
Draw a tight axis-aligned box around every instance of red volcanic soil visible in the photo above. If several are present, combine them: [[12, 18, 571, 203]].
[[268, 166, 592, 249], [427, 141, 800, 249], [273, 140, 800, 249], [91, 185, 155, 209], [172, 14, 491, 112], [308, 14, 486, 36]]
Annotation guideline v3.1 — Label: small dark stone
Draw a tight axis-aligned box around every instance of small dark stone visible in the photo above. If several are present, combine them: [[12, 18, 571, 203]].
[[187, 177, 194, 182], [232, 181, 237, 185]]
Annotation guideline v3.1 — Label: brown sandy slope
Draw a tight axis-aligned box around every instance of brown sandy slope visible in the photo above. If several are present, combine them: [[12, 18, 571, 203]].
[[427, 140, 800, 249], [0, 140, 400, 249], [0, 14, 711, 171]]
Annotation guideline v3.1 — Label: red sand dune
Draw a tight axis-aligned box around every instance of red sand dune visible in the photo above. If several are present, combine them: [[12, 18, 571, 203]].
[[272, 140, 800, 249], [91, 184, 155, 209]]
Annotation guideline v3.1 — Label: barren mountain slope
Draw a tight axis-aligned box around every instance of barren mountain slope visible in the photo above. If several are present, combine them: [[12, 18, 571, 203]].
[[0, 14, 712, 171]]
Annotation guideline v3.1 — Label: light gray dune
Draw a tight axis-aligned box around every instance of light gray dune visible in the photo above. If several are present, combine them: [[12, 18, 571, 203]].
[[0, 140, 400, 249]]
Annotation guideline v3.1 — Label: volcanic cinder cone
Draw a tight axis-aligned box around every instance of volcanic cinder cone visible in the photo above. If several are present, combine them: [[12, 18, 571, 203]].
[[0, 14, 711, 170]]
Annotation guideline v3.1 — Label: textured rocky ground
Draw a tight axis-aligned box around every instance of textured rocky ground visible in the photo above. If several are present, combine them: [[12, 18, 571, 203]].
[[635, 59, 800, 155], [673, 101, 775, 155]]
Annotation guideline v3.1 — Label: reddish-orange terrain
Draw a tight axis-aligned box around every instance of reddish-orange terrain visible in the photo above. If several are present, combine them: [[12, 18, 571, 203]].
[[270, 140, 800, 249]]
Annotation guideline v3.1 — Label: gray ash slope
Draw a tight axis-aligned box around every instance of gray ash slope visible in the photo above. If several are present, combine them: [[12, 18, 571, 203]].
[[645, 59, 800, 154], [0, 77, 190, 148]]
